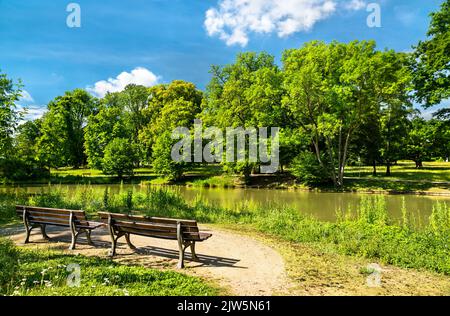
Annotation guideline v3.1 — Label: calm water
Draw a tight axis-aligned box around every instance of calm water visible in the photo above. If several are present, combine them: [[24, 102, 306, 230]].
[[4, 184, 450, 225]]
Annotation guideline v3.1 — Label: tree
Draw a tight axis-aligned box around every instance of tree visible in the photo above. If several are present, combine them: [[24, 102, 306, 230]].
[[430, 118, 450, 161], [37, 89, 96, 168], [0, 71, 23, 158], [138, 80, 202, 179], [283, 41, 412, 187], [413, 0, 450, 107], [101, 138, 137, 178], [120, 84, 152, 165], [152, 131, 190, 181], [379, 103, 411, 175], [406, 117, 436, 168], [15, 119, 42, 162], [203, 52, 285, 179], [84, 93, 132, 169]]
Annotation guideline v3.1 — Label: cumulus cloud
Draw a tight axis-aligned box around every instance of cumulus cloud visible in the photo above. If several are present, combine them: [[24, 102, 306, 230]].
[[344, 0, 366, 11], [87, 67, 160, 98], [22, 105, 47, 121], [19, 90, 34, 103], [205, 0, 367, 46]]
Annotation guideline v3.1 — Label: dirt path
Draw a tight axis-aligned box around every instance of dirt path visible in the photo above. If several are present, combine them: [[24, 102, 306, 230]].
[[4, 225, 291, 296]]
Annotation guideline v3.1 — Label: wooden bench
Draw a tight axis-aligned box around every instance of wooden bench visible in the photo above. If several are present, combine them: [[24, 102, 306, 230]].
[[16, 205, 104, 250], [98, 212, 212, 268]]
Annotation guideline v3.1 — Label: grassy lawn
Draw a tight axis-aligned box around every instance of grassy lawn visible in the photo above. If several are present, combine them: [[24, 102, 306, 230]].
[[346, 161, 450, 183], [0, 239, 221, 296], [216, 224, 450, 296]]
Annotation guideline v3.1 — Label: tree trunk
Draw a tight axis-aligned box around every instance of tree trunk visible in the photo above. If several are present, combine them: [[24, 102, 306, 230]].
[[386, 162, 391, 176], [372, 160, 377, 176]]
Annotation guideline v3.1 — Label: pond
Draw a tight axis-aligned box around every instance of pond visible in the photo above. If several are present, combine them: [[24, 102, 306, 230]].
[[3, 184, 449, 226]]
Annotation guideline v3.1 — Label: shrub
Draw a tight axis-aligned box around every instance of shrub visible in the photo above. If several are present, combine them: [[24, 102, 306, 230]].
[[290, 151, 329, 185]]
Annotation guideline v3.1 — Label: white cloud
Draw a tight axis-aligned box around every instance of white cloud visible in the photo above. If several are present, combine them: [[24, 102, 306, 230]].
[[19, 90, 34, 103], [205, 0, 367, 46], [344, 0, 366, 11], [17, 105, 47, 124], [87, 67, 160, 98]]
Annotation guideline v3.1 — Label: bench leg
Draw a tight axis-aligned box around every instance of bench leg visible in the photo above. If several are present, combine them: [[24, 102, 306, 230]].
[[125, 233, 136, 250], [40, 224, 50, 240], [70, 231, 79, 250], [85, 230, 94, 246], [177, 239, 185, 269], [109, 232, 123, 257], [190, 242, 199, 261], [177, 247, 185, 269], [109, 238, 116, 257], [24, 226, 32, 244]]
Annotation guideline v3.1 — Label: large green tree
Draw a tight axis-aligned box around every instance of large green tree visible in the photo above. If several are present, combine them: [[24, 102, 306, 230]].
[[0, 71, 23, 158], [283, 41, 412, 187], [84, 92, 132, 169], [37, 89, 96, 168], [203, 52, 285, 179], [139, 80, 202, 180], [413, 0, 450, 109]]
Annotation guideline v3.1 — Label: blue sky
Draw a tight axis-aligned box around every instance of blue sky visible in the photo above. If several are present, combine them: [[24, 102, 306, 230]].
[[0, 0, 446, 119]]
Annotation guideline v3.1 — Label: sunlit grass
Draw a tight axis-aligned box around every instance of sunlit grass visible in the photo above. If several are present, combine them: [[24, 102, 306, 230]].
[[0, 239, 220, 296], [346, 161, 450, 182]]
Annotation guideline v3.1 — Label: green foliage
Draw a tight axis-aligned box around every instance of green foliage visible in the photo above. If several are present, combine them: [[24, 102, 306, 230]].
[[406, 116, 438, 167], [84, 98, 132, 169], [0, 238, 19, 294], [290, 151, 329, 185], [3, 246, 219, 296], [203, 52, 285, 177], [188, 175, 236, 188], [0, 71, 23, 158], [413, 0, 450, 106], [36, 89, 96, 168], [102, 138, 137, 178]]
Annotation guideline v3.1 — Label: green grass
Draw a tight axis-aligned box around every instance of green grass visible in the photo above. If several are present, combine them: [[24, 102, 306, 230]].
[[346, 161, 450, 183], [2, 186, 448, 275], [187, 175, 238, 188], [0, 238, 220, 296]]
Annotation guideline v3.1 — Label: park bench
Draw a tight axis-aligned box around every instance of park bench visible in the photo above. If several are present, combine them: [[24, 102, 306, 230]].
[[16, 205, 104, 250], [98, 212, 212, 268]]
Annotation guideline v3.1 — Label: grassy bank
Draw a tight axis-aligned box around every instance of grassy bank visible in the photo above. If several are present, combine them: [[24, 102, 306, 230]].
[[1, 186, 449, 275], [0, 238, 220, 296]]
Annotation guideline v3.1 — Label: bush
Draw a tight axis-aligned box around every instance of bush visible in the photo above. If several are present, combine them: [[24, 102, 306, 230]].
[[102, 138, 137, 178], [0, 158, 49, 180], [0, 238, 19, 294], [290, 151, 329, 185]]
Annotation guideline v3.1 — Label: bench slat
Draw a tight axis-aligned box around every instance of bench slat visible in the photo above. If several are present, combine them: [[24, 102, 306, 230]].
[[116, 226, 177, 239], [16, 205, 85, 216], [98, 212, 198, 227], [113, 220, 177, 232]]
